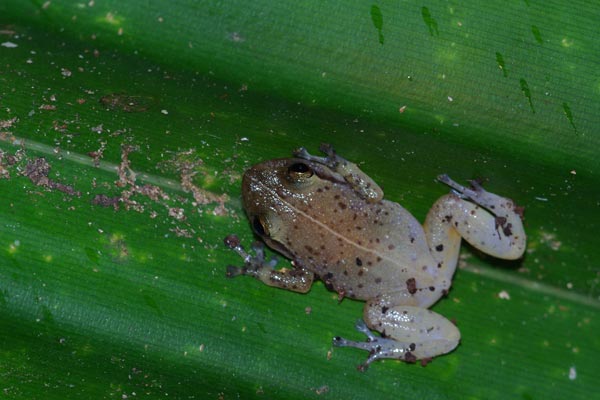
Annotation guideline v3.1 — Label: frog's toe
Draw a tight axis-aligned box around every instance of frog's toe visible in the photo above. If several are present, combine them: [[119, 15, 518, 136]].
[[225, 265, 245, 278], [224, 235, 279, 279], [438, 174, 490, 204], [467, 178, 485, 192], [292, 146, 310, 159], [293, 146, 329, 165], [318, 143, 335, 157], [250, 241, 266, 260]]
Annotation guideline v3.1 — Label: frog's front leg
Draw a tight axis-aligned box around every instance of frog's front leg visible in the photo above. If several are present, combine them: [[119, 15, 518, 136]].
[[224, 235, 314, 292], [333, 296, 460, 370], [294, 144, 383, 202]]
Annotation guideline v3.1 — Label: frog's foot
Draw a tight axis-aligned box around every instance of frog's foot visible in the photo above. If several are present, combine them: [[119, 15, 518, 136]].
[[224, 234, 315, 292], [293, 143, 339, 169], [431, 174, 526, 260], [437, 174, 523, 220], [294, 144, 383, 202], [333, 320, 420, 371], [224, 234, 278, 278]]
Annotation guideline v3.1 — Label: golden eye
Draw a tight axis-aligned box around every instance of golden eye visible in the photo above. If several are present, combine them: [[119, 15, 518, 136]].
[[287, 162, 313, 180], [252, 215, 269, 237]]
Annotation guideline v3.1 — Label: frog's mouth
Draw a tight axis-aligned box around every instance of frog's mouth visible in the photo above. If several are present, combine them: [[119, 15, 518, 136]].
[[262, 235, 295, 261], [247, 213, 295, 260]]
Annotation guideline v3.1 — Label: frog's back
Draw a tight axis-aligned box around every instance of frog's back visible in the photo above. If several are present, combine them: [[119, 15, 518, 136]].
[[298, 196, 437, 302]]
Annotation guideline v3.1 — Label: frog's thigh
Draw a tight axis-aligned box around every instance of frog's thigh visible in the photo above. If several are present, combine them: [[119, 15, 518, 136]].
[[364, 298, 460, 360], [424, 193, 526, 262]]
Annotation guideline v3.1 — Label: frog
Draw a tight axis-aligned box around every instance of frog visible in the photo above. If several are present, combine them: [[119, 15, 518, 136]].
[[224, 144, 526, 370]]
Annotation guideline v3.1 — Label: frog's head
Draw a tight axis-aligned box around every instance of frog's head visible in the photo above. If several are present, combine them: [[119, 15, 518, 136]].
[[241, 157, 345, 257]]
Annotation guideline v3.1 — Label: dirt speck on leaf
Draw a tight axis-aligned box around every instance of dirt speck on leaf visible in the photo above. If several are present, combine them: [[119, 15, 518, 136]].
[[100, 93, 154, 113], [158, 148, 230, 215], [22, 158, 81, 196], [92, 194, 121, 210]]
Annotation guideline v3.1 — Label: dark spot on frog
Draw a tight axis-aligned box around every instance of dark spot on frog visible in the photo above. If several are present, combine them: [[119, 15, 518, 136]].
[[376, 256, 382, 262], [429, 286, 435, 291], [404, 352, 417, 363], [358, 269, 365, 276], [322, 272, 335, 290], [444, 215, 453, 223], [338, 202, 347, 210], [334, 194, 340, 199], [317, 187, 323, 193], [514, 205, 525, 219], [357, 283, 363, 289], [388, 244, 395, 250], [437, 262, 442, 268], [420, 357, 433, 367], [410, 237, 415, 243], [381, 306, 389, 314], [355, 257, 363, 266], [495, 216, 513, 236], [406, 278, 417, 294], [409, 343, 416, 351], [435, 244, 444, 252], [305, 245, 314, 254], [374, 277, 382, 284]]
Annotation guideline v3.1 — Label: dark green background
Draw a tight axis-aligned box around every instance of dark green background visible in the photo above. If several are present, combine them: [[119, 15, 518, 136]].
[[1, 1, 598, 398]]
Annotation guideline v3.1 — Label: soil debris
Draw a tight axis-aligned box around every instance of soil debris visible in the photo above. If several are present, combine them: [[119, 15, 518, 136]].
[[100, 93, 154, 113], [22, 158, 81, 196], [92, 194, 121, 210], [159, 148, 229, 215]]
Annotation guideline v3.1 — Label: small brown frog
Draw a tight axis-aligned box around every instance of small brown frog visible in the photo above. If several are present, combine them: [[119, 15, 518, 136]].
[[225, 144, 526, 369]]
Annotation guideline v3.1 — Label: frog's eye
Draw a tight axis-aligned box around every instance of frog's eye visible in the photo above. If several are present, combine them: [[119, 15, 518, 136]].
[[252, 215, 270, 237], [287, 162, 314, 180]]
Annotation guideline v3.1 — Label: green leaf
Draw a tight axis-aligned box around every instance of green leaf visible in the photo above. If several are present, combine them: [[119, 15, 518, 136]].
[[1, 1, 598, 399]]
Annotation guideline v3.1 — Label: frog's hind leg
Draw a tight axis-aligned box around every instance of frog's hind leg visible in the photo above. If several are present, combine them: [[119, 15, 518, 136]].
[[423, 175, 527, 290], [333, 298, 460, 370]]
